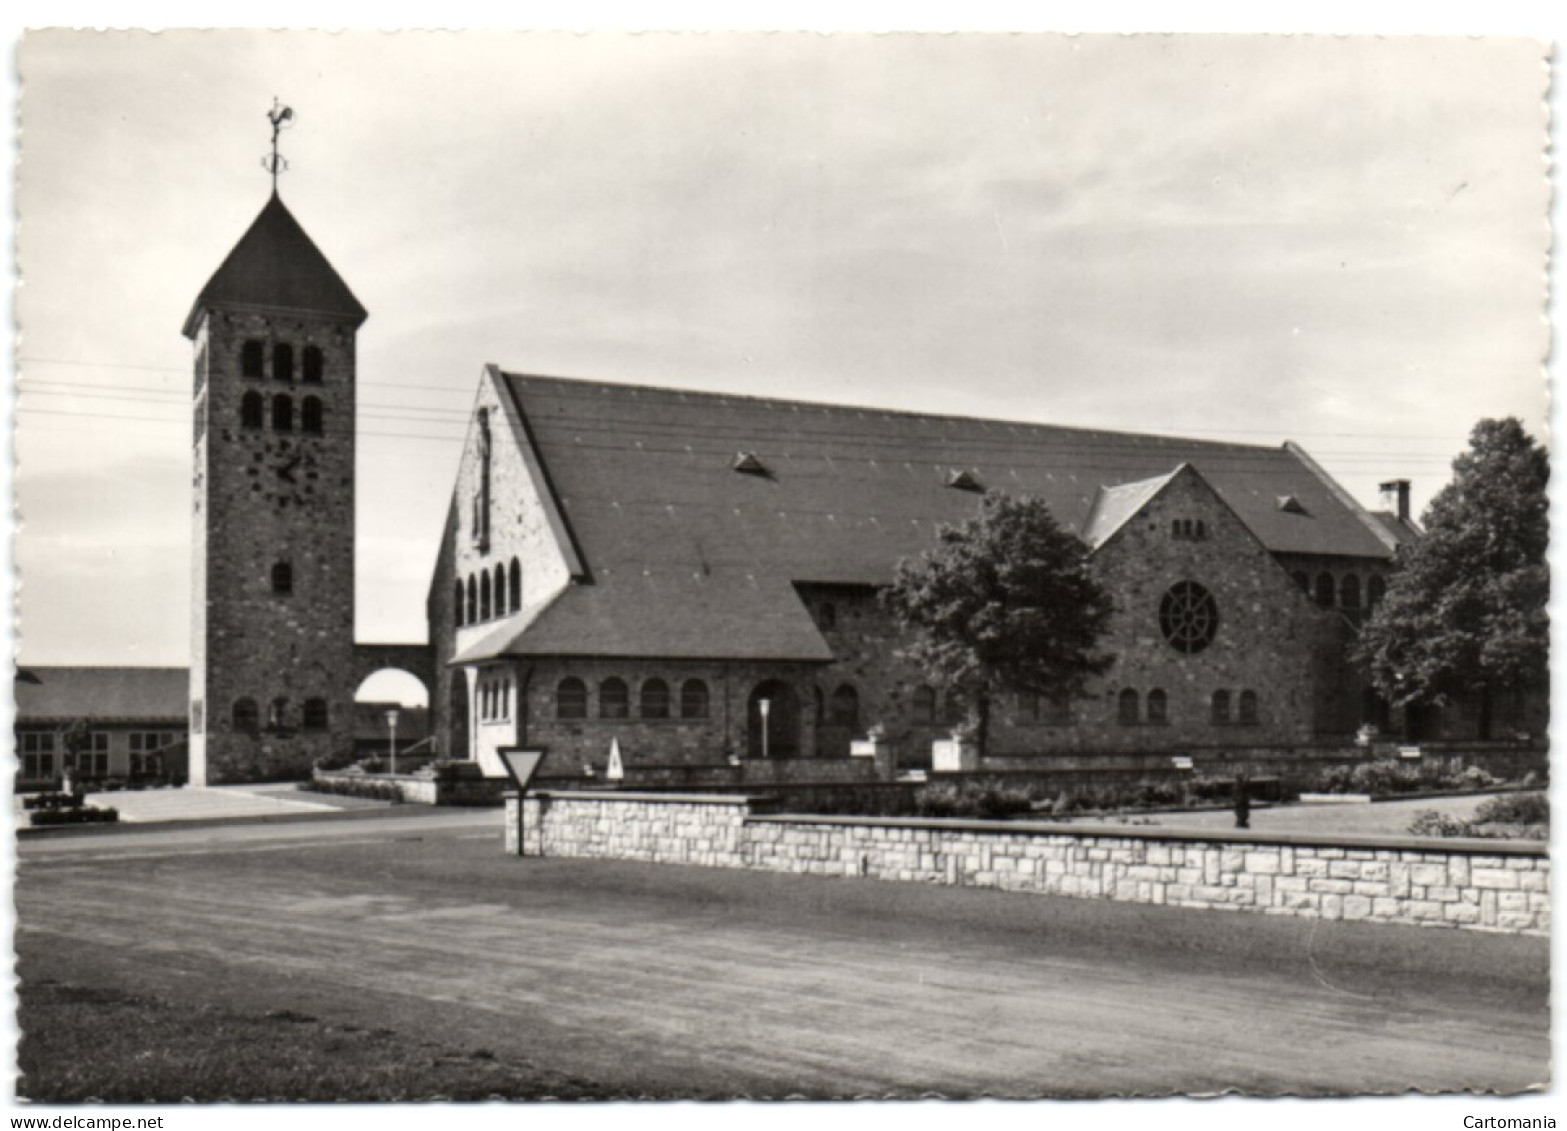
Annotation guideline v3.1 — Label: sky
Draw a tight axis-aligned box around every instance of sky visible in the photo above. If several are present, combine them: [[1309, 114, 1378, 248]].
[[11, 30, 1553, 674]]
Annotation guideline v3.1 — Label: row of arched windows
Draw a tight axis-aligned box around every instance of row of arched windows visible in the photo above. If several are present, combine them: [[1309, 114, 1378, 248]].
[[557, 677, 710, 721], [456, 558, 523, 626], [1293, 569, 1387, 611], [479, 676, 514, 722], [1211, 689, 1261, 726], [241, 340, 326, 384], [232, 696, 328, 734], [240, 392, 325, 435]]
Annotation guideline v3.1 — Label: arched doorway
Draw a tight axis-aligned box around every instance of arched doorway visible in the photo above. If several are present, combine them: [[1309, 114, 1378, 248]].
[[747, 680, 800, 759], [353, 668, 433, 767]]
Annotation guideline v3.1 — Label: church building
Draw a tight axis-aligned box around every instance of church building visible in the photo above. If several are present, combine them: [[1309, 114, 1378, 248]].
[[426, 366, 1434, 779]]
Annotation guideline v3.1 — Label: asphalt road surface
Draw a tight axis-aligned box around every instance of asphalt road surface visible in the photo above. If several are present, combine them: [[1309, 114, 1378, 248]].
[[16, 810, 1549, 1098]]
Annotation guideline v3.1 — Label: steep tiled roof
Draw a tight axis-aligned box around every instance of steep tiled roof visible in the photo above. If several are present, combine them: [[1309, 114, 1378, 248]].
[[1368, 510, 1422, 547], [1081, 469, 1181, 549], [183, 192, 367, 338], [14, 667, 188, 724], [463, 373, 1396, 663]]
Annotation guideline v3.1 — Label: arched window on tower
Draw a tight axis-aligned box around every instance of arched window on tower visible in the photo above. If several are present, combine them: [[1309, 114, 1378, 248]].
[[301, 396, 323, 436], [302, 345, 324, 383], [240, 391, 264, 430], [272, 394, 293, 432], [509, 557, 521, 611], [479, 571, 492, 620], [232, 698, 259, 734], [641, 678, 671, 719], [681, 679, 710, 719], [302, 698, 328, 730], [271, 561, 293, 595], [453, 579, 465, 627], [241, 340, 265, 378], [273, 343, 294, 382], [1238, 690, 1260, 726], [1315, 572, 1336, 608], [465, 576, 477, 625]]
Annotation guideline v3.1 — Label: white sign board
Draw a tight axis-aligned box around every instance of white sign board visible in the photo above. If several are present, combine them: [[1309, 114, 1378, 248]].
[[607, 737, 625, 781]]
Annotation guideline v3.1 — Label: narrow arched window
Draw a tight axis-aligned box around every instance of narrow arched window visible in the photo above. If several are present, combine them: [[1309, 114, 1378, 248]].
[[600, 678, 629, 719], [1211, 690, 1231, 724], [273, 343, 294, 382], [466, 577, 477, 625], [557, 678, 587, 720], [641, 678, 671, 719], [232, 698, 259, 734], [303, 698, 329, 730], [509, 557, 521, 611], [1315, 572, 1335, 608], [1368, 575, 1387, 609], [453, 580, 465, 627], [912, 685, 936, 725], [240, 391, 264, 429], [302, 345, 324, 383], [272, 394, 293, 432], [241, 340, 265, 378], [492, 562, 508, 616], [1238, 690, 1259, 726], [831, 684, 860, 728], [680, 679, 709, 719], [479, 571, 492, 620], [1147, 689, 1168, 724], [271, 561, 293, 595], [301, 396, 323, 436], [1340, 574, 1361, 610], [1117, 688, 1140, 725]]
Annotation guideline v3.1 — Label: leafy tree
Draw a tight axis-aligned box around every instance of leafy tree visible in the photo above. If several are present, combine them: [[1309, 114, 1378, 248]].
[[1353, 418, 1548, 737], [883, 493, 1114, 753]]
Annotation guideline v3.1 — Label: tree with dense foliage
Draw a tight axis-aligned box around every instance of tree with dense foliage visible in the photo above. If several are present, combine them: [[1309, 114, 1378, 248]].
[[883, 493, 1114, 753], [1353, 418, 1548, 738]]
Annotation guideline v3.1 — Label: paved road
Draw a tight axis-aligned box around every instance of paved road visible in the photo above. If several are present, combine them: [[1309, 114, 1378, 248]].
[[16, 811, 1549, 1097]]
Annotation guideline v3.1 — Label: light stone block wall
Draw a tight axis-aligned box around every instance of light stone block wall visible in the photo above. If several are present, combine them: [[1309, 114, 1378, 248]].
[[507, 792, 1548, 936]]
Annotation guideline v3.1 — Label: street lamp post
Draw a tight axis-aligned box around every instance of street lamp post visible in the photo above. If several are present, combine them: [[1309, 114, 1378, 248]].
[[759, 698, 771, 760], [385, 707, 400, 775]]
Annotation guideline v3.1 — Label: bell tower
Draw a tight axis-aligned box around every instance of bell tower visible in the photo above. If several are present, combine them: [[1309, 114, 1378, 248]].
[[186, 112, 367, 784]]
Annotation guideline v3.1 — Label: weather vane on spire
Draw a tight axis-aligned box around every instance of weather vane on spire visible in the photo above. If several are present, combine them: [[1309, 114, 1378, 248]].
[[262, 98, 294, 191]]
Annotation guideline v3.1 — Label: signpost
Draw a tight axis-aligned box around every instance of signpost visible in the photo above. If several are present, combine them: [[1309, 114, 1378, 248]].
[[385, 707, 399, 775]]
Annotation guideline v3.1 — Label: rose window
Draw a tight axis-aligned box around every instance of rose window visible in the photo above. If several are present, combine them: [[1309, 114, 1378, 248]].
[[1159, 581, 1219, 654]]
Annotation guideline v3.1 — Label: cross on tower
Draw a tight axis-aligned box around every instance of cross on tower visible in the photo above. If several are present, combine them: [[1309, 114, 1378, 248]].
[[262, 98, 294, 190]]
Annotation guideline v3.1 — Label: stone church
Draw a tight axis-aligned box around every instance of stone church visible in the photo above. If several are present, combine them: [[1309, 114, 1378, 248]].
[[425, 366, 1440, 780]]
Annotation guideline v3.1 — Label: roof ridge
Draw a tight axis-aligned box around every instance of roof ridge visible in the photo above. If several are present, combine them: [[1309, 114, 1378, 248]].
[[495, 369, 1285, 455]]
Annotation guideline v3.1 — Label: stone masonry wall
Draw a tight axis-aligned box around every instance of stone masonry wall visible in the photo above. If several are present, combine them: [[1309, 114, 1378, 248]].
[[509, 792, 1548, 936]]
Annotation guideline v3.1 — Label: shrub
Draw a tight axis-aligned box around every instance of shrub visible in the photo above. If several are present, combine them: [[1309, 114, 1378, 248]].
[[22, 792, 83, 812], [1456, 765, 1499, 790], [299, 778, 406, 804], [1407, 809, 1472, 838], [1473, 791, 1548, 828]]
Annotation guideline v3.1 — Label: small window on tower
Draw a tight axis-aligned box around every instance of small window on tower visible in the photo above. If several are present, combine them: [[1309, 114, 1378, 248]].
[[273, 343, 294, 382], [241, 340, 265, 378], [232, 698, 259, 735], [303, 698, 329, 730], [303, 346, 324, 383], [240, 392, 264, 430], [271, 561, 293, 595], [302, 396, 323, 436]]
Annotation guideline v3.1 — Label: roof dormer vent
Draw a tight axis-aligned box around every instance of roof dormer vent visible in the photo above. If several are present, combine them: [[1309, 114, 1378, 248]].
[[1277, 494, 1308, 515], [946, 469, 984, 492], [732, 452, 768, 475]]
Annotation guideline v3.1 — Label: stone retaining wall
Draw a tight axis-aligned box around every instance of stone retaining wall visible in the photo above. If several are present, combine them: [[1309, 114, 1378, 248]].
[[509, 791, 1548, 936]]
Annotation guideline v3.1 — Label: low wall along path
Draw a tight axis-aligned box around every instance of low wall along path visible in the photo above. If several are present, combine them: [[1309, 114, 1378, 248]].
[[508, 791, 1548, 936]]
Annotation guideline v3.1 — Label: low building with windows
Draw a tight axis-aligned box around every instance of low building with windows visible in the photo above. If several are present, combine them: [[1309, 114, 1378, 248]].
[[425, 369, 1503, 780], [13, 667, 190, 789]]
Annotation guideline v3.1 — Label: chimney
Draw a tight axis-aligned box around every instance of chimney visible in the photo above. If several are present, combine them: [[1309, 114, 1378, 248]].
[[1379, 479, 1411, 523]]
